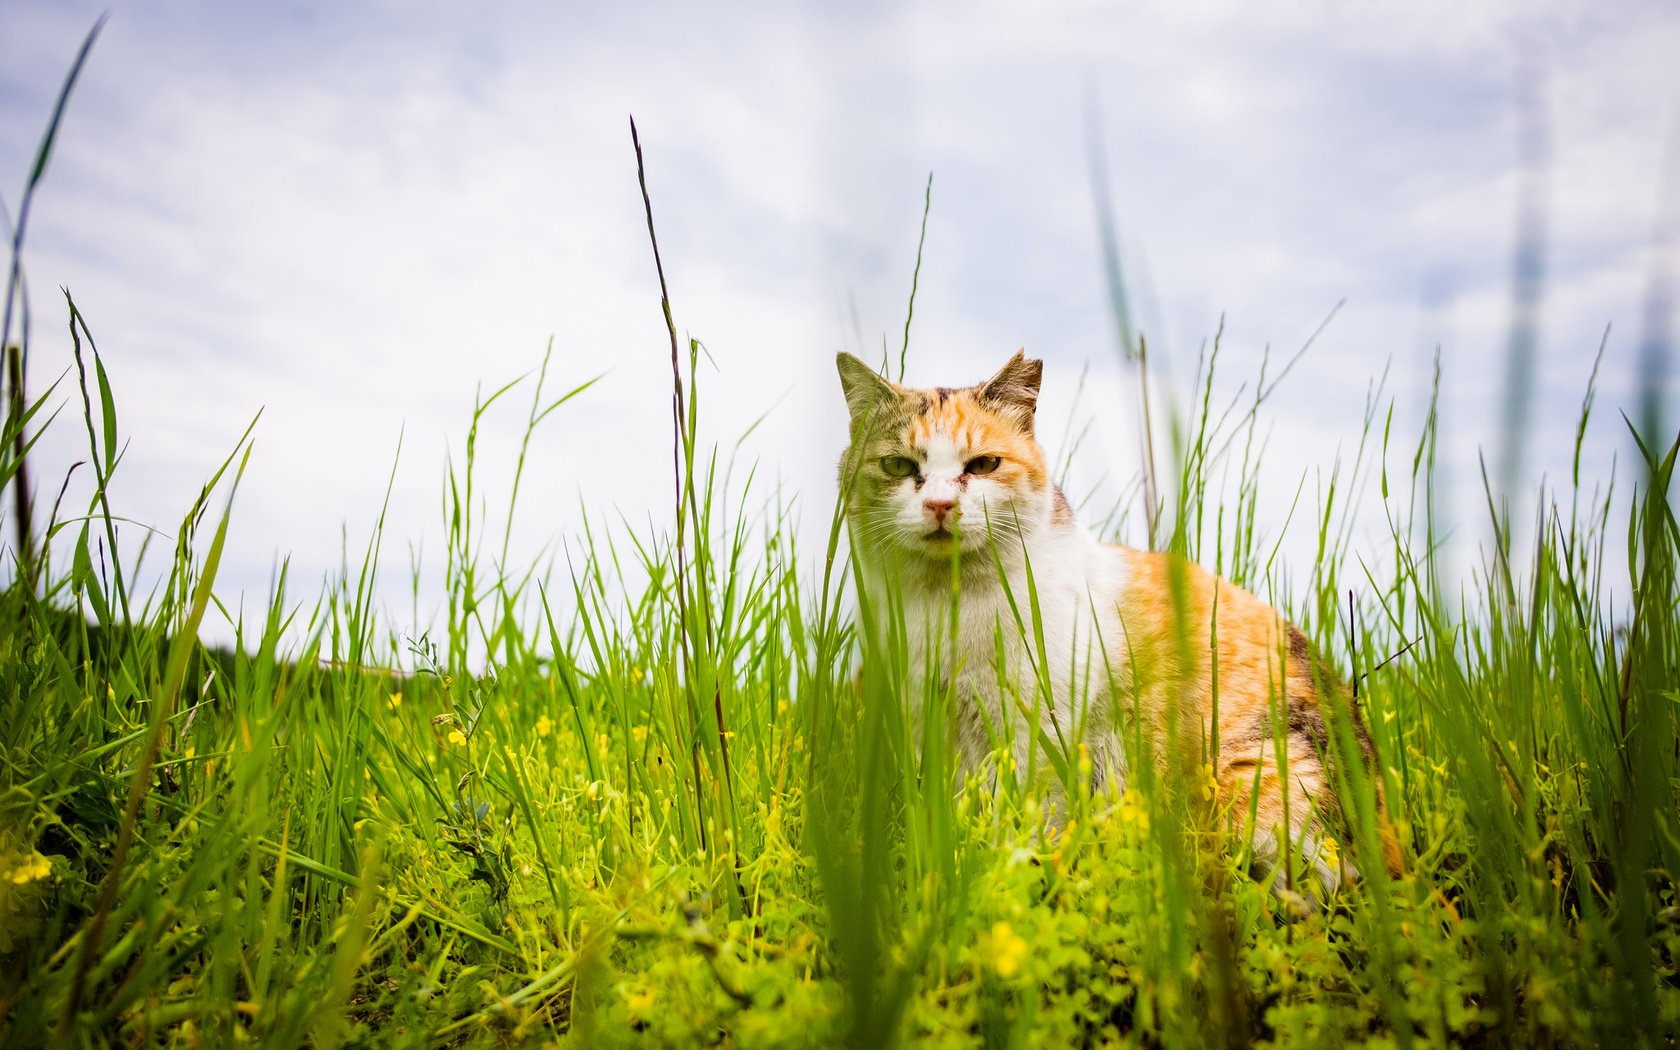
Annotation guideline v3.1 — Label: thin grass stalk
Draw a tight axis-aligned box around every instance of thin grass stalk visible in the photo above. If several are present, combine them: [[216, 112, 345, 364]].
[[894, 173, 932, 382], [1, 17, 104, 380]]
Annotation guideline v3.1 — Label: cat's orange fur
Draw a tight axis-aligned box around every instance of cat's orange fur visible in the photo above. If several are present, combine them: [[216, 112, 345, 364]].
[[838, 349, 1402, 906]]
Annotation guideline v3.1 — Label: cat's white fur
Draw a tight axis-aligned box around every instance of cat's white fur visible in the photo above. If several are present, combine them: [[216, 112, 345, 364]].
[[851, 425, 1133, 797]]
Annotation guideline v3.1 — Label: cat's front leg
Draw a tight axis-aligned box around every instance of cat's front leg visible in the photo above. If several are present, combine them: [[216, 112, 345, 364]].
[[1218, 749, 1354, 915]]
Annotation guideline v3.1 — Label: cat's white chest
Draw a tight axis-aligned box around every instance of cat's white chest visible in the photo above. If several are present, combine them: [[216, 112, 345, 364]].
[[886, 538, 1130, 778]]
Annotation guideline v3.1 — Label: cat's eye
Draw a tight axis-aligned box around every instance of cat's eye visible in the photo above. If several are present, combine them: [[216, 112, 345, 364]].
[[879, 456, 919, 478], [965, 455, 1002, 476]]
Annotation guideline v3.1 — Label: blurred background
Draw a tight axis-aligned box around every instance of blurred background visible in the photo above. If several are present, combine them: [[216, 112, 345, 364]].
[[1, 1, 1676, 647]]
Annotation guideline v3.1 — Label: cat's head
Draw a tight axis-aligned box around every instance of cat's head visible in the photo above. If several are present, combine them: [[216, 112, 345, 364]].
[[836, 350, 1057, 560]]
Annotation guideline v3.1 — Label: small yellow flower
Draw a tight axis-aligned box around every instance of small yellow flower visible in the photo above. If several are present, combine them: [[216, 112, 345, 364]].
[[625, 986, 656, 1017], [631, 725, 648, 744], [977, 920, 1029, 979], [535, 715, 553, 738], [387, 691, 402, 710], [8, 852, 51, 885], [1119, 789, 1151, 831], [448, 729, 467, 747], [1195, 762, 1218, 803], [585, 781, 602, 800], [631, 666, 645, 683], [1318, 836, 1341, 869]]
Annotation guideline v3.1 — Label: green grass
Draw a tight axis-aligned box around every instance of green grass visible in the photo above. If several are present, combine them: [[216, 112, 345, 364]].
[[4, 33, 1680, 1049]]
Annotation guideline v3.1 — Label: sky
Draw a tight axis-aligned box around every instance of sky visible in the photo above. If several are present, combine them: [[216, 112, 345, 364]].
[[1, 1, 1677, 652]]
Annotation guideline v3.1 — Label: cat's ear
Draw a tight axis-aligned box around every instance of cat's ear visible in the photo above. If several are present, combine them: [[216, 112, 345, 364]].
[[980, 350, 1042, 424], [836, 352, 898, 423]]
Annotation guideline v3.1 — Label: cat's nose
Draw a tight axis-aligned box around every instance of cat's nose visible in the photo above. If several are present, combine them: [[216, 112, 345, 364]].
[[923, 498, 956, 525]]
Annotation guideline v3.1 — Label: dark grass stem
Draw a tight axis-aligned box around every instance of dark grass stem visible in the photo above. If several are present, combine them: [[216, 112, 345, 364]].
[[6, 343, 35, 590], [629, 117, 739, 872]]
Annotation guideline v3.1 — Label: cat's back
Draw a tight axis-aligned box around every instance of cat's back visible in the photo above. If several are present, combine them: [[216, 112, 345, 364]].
[[1112, 546, 1312, 694]]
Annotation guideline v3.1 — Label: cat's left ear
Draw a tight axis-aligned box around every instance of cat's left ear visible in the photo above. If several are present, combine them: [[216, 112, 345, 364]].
[[836, 352, 898, 423], [980, 350, 1043, 425]]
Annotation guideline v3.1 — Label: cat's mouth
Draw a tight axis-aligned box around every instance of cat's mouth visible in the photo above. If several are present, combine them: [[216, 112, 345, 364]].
[[923, 526, 955, 541]]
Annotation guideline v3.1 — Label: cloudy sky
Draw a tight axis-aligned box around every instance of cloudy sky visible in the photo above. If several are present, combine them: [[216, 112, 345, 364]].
[[2, 1, 1676, 649]]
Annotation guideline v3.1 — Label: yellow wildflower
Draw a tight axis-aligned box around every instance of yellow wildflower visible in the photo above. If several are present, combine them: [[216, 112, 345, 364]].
[[977, 921, 1029, 979], [631, 725, 648, 744], [8, 852, 51, 885], [535, 715, 553, 738], [1119, 789, 1150, 831], [625, 986, 656, 1017], [387, 691, 402, 710], [1195, 762, 1218, 803], [448, 729, 467, 747]]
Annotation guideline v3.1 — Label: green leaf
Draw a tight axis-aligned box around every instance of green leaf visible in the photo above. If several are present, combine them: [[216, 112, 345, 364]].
[[25, 16, 106, 192], [94, 352, 117, 470]]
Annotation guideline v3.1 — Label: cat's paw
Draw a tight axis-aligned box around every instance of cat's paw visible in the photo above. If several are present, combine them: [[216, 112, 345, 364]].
[[1254, 828, 1358, 918]]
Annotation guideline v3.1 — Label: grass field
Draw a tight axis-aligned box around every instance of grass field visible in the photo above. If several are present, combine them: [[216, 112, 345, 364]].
[[4, 33, 1680, 1049]]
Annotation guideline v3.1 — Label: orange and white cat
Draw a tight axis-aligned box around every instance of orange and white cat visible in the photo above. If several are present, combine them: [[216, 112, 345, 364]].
[[837, 350, 1401, 905]]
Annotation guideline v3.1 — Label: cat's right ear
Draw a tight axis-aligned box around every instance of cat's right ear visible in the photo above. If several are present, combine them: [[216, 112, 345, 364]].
[[980, 350, 1043, 418], [836, 352, 897, 423]]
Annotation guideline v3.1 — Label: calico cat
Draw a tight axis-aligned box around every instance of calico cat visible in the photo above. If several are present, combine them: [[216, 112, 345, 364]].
[[836, 349, 1402, 904]]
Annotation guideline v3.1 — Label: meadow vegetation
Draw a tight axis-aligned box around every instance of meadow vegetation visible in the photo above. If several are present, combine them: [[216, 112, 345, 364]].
[[3, 29, 1679, 1048]]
